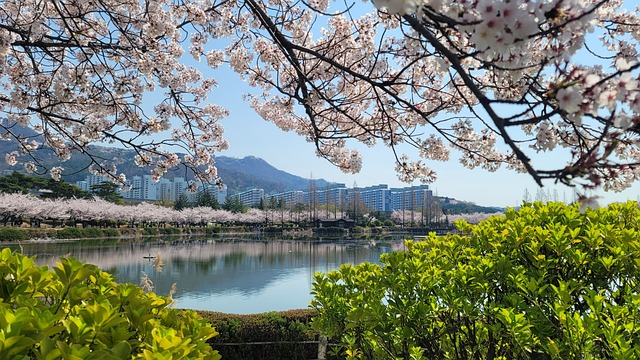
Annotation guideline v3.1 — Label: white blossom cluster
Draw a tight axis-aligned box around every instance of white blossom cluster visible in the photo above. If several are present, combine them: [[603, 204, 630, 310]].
[[0, 0, 639, 193], [246, 0, 640, 191], [0, 0, 230, 184]]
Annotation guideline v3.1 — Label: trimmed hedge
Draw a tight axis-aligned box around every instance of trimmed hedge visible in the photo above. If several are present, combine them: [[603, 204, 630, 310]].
[[198, 310, 323, 360]]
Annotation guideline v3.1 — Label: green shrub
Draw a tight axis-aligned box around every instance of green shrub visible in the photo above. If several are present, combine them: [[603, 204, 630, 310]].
[[206, 225, 221, 234], [312, 201, 640, 359], [0, 248, 219, 358], [369, 226, 383, 234], [103, 229, 120, 237], [0, 228, 29, 241], [104, 220, 118, 228], [159, 227, 182, 235], [143, 227, 159, 236], [82, 227, 104, 238], [55, 227, 83, 239]]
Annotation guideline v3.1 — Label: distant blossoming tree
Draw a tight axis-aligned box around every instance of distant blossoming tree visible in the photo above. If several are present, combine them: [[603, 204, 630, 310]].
[[1, 0, 639, 195]]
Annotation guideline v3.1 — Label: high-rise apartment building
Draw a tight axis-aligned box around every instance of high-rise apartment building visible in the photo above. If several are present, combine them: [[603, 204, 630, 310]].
[[234, 188, 265, 207], [389, 184, 432, 211], [272, 190, 305, 207], [173, 177, 188, 201], [156, 178, 173, 201]]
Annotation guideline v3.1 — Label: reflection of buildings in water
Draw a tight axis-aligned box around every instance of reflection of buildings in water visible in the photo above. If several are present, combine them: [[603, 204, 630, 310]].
[[10, 238, 404, 302]]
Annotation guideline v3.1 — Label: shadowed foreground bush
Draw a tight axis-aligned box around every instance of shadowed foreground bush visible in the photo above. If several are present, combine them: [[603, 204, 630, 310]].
[[0, 248, 219, 358], [199, 310, 323, 360], [312, 202, 640, 359]]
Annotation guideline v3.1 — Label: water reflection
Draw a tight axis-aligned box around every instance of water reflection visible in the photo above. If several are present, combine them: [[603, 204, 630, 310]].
[[7, 237, 405, 314]]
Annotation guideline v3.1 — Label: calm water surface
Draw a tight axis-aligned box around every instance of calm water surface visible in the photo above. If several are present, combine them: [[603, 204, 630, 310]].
[[7, 236, 406, 314]]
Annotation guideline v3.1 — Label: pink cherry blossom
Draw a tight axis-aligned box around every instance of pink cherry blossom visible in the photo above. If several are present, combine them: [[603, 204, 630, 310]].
[[556, 87, 583, 114], [0, 0, 638, 197]]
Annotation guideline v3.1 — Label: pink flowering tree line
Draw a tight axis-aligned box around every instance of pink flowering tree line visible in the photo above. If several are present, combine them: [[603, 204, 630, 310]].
[[0, 193, 352, 226], [1, 0, 639, 195]]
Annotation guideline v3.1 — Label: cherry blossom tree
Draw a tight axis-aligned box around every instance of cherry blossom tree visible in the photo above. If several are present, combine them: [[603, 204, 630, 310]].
[[0, 193, 294, 226], [1, 0, 639, 196]]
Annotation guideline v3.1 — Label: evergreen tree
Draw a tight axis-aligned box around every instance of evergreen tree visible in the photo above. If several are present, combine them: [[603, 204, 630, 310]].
[[223, 196, 245, 213], [90, 182, 125, 204], [0, 171, 93, 200], [174, 193, 190, 211]]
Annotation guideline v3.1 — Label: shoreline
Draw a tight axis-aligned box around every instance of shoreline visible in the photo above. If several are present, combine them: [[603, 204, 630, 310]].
[[0, 223, 451, 243]]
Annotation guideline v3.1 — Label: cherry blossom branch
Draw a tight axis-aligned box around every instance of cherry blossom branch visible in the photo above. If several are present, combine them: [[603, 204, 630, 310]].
[[402, 15, 542, 186]]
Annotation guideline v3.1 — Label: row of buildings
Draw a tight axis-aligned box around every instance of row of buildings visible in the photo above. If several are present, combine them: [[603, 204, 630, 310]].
[[75, 174, 228, 204], [75, 175, 434, 212], [240, 183, 435, 212]]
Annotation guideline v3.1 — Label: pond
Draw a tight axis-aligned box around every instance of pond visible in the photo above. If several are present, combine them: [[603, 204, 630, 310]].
[[6, 236, 407, 314]]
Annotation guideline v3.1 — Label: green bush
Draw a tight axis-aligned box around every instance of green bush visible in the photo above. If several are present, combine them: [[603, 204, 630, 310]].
[[143, 227, 159, 236], [200, 310, 319, 359], [82, 227, 104, 238], [55, 227, 83, 239], [103, 229, 120, 237], [206, 225, 222, 234], [0, 228, 29, 241], [311, 201, 640, 359], [369, 226, 383, 234], [159, 227, 182, 235], [0, 248, 219, 358]]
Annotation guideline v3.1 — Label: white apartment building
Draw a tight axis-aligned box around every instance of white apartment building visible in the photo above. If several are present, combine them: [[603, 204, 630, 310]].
[[356, 185, 391, 212], [272, 190, 305, 207], [173, 177, 188, 201], [75, 174, 110, 192], [389, 184, 433, 211], [234, 188, 265, 207], [156, 178, 173, 201]]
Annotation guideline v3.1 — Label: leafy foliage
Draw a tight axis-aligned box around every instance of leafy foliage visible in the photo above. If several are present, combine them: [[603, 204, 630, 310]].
[[194, 190, 220, 209], [223, 197, 247, 214], [0, 248, 220, 359], [0, 171, 93, 200], [90, 182, 125, 204], [0, 228, 29, 241], [311, 202, 640, 359]]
